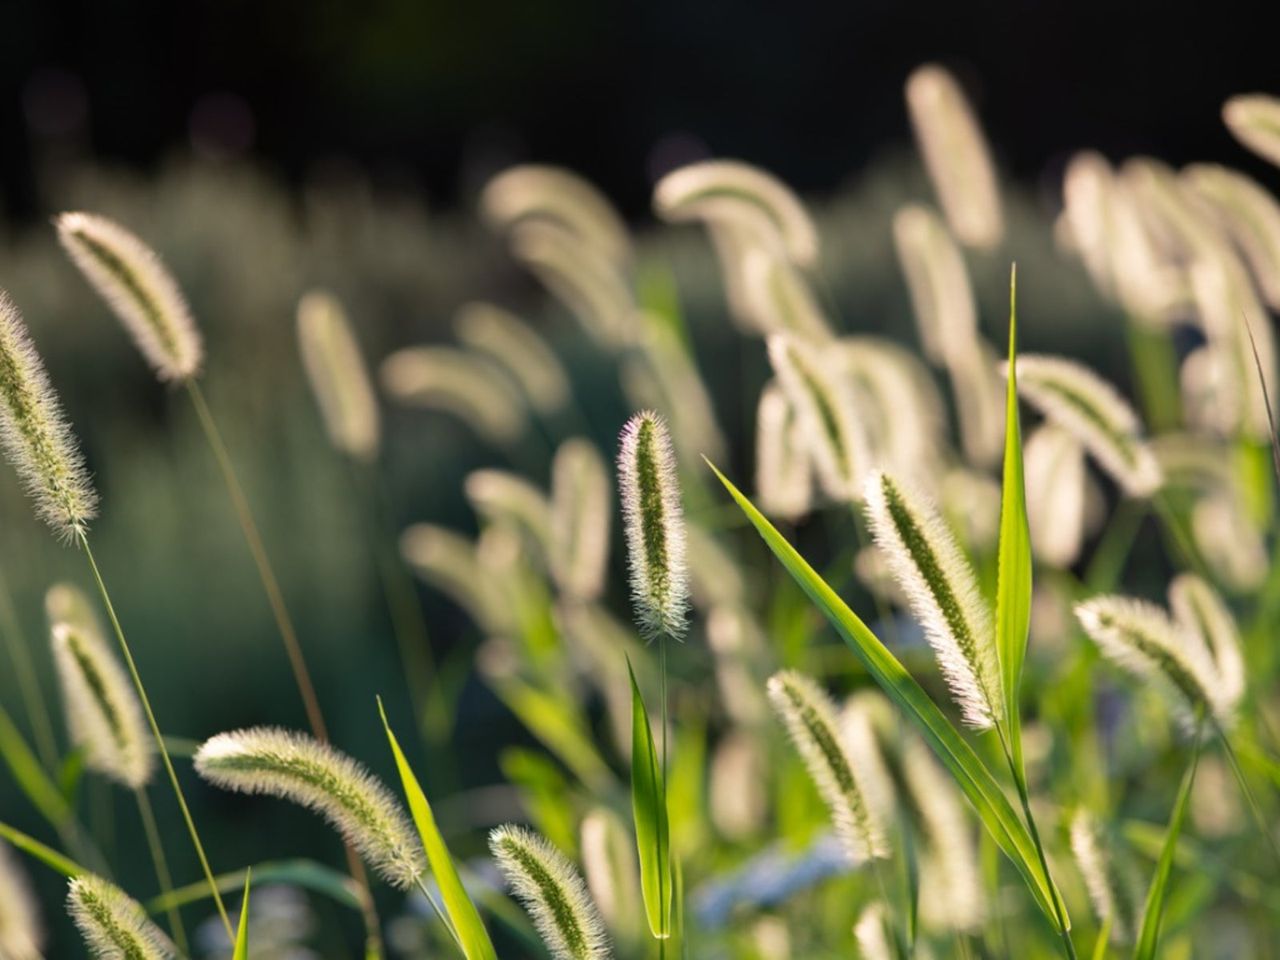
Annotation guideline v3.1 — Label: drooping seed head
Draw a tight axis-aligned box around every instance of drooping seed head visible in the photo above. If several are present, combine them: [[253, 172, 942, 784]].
[[455, 302, 571, 415], [0, 292, 97, 539], [56, 212, 203, 382], [380, 345, 527, 443], [1070, 810, 1140, 944], [579, 808, 643, 944], [853, 902, 893, 960], [296, 291, 380, 462], [1190, 490, 1268, 593], [617, 411, 688, 641], [0, 841, 42, 960], [1024, 425, 1088, 568], [489, 825, 611, 960], [738, 250, 834, 340], [1075, 596, 1225, 730], [708, 728, 768, 840], [905, 64, 1003, 249], [653, 160, 820, 268], [45, 582, 104, 635], [67, 875, 175, 960], [1222, 94, 1280, 169], [1168, 574, 1245, 723], [949, 338, 1005, 470], [767, 334, 869, 502], [892, 205, 979, 365], [194, 727, 425, 889], [766, 670, 888, 862], [465, 468, 553, 567], [1183, 164, 1280, 310], [400, 523, 513, 634], [863, 471, 1003, 729], [754, 380, 813, 520], [1008, 354, 1162, 497], [550, 438, 612, 601], [51, 622, 153, 789]]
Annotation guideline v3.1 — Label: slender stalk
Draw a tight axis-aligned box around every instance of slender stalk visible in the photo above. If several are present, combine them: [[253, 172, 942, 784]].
[[414, 874, 465, 954], [659, 632, 670, 959], [0, 571, 59, 769], [134, 786, 188, 954], [1215, 726, 1280, 870], [78, 536, 233, 937]]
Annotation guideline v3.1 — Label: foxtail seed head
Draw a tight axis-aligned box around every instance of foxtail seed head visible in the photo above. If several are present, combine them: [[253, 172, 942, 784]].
[[194, 727, 425, 889], [455, 302, 571, 415], [767, 670, 888, 862], [380, 345, 527, 443], [1168, 574, 1245, 723], [1223, 94, 1280, 169], [1070, 810, 1138, 944], [551, 438, 612, 601], [0, 292, 97, 539], [490, 825, 611, 960], [1183, 164, 1280, 310], [0, 841, 42, 960], [580, 807, 642, 944], [853, 902, 893, 960], [56, 212, 202, 381], [1024, 425, 1088, 568], [617, 411, 689, 641], [754, 380, 813, 520], [51, 622, 153, 789], [465, 468, 553, 565], [296, 291, 380, 462], [892, 205, 979, 365], [67, 875, 174, 960], [864, 471, 1003, 728]]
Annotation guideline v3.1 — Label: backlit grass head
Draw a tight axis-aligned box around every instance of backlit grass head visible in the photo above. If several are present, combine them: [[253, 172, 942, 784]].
[[863, 470, 1003, 729], [490, 824, 611, 960], [0, 291, 97, 540], [67, 875, 174, 960], [195, 727, 425, 889], [455, 302, 571, 415], [56, 212, 203, 382], [1070, 810, 1139, 944], [754, 380, 813, 520], [1168, 574, 1245, 723], [0, 840, 42, 960], [892, 204, 979, 365], [551, 438, 612, 601], [618, 411, 688, 641], [296, 290, 381, 462], [1222, 93, 1280, 168]]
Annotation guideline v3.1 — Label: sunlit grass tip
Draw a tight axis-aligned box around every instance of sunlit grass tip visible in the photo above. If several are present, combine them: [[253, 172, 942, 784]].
[[1007, 354, 1162, 497], [0, 840, 42, 960], [1168, 574, 1245, 723], [51, 621, 154, 789], [380, 345, 527, 443], [455, 302, 571, 415], [891, 204, 979, 365], [551, 438, 612, 601], [1024, 425, 1088, 568], [754, 380, 813, 520], [767, 670, 888, 862], [67, 875, 175, 960], [194, 727, 425, 889], [863, 470, 1003, 729], [0, 291, 98, 539], [56, 211, 203, 382], [489, 824, 612, 960], [853, 901, 893, 960], [296, 290, 381, 462], [1069, 809, 1138, 944], [1222, 93, 1280, 169], [617, 411, 689, 641]]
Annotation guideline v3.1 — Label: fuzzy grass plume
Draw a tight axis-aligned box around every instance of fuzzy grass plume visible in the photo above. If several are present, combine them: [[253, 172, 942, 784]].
[[194, 727, 425, 889], [1024, 425, 1088, 568], [1222, 93, 1280, 168], [580, 807, 643, 945], [465, 468, 553, 564], [400, 523, 511, 634], [1168, 574, 1245, 722], [0, 291, 98, 538], [618, 411, 689, 640], [56, 212, 203, 382], [1183, 164, 1280, 310], [51, 622, 153, 789], [381, 345, 527, 443], [766, 670, 887, 862], [551, 438, 612, 601], [67, 875, 174, 960], [738, 250, 833, 340], [455, 302, 571, 415], [863, 470, 1003, 728], [853, 902, 893, 960], [892, 204, 979, 365], [0, 840, 42, 960], [1070, 810, 1138, 943], [296, 290, 381, 462], [754, 380, 813, 520], [490, 825, 611, 960], [1009, 354, 1162, 496]]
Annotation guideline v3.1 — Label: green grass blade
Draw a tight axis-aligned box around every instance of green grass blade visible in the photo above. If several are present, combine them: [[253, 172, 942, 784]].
[[707, 462, 1066, 929], [378, 698, 498, 960], [1134, 733, 1203, 960], [145, 859, 362, 913], [0, 704, 73, 832], [629, 658, 671, 939], [0, 819, 83, 876], [233, 870, 251, 960], [997, 266, 1033, 772]]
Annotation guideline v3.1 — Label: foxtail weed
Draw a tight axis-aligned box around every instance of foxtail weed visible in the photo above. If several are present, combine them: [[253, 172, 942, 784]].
[[1222, 93, 1280, 169], [863, 470, 1004, 729], [905, 64, 1003, 249], [489, 824, 612, 960], [892, 204, 979, 365], [629, 313, 728, 465], [853, 901, 894, 960], [465, 468, 554, 566], [195, 727, 425, 889], [738, 250, 834, 340], [1069, 810, 1140, 944], [381, 345, 528, 443], [579, 807, 644, 946], [1183, 163, 1280, 310], [1168, 574, 1245, 722], [56, 211, 203, 382], [67, 875, 175, 960], [0, 291, 98, 539], [766, 670, 888, 862], [1008, 354, 1162, 496], [618, 411, 689, 641], [1024, 425, 1088, 568], [949, 338, 1005, 470], [455, 302, 571, 415], [754, 380, 813, 520], [551, 438, 612, 601], [0, 840, 42, 960], [708, 729, 768, 841], [1189, 491, 1268, 593], [296, 291, 381, 462]]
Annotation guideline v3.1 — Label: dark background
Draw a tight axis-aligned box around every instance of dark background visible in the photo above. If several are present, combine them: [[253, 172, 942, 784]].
[[3, 0, 1280, 221]]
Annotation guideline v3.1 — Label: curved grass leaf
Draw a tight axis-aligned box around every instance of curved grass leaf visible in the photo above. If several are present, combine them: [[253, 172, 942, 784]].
[[628, 658, 671, 939], [0, 818, 83, 876], [0, 704, 73, 832], [233, 871, 251, 960], [706, 462, 1066, 929], [379, 698, 498, 960], [146, 859, 363, 913], [1134, 733, 1203, 960]]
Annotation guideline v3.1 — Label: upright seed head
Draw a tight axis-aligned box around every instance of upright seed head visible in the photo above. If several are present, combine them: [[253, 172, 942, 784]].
[[0, 292, 97, 540], [891, 204, 980, 365], [455, 302, 571, 415], [754, 380, 813, 520], [489, 825, 611, 960], [51, 622, 153, 789], [905, 64, 1003, 249], [1024, 425, 1088, 568], [1168, 573, 1245, 723], [579, 808, 643, 945], [1075, 596, 1225, 730], [1070, 810, 1140, 944], [766, 670, 888, 862], [551, 438, 612, 601], [67, 875, 175, 960], [56, 212, 203, 382], [1222, 94, 1280, 169], [194, 727, 425, 889], [863, 470, 1003, 729], [296, 291, 381, 462], [1008, 354, 1162, 497], [853, 902, 894, 960], [0, 840, 42, 960], [617, 411, 689, 641]]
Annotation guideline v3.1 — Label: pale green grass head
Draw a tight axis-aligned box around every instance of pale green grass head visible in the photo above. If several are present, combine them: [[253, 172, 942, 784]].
[[0, 841, 42, 960], [67, 875, 175, 960], [550, 438, 612, 601], [296, 290, 381, 462], [1222, 93, 1280, 168]]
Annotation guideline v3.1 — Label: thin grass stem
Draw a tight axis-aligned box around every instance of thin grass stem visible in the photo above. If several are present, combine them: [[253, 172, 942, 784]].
[[0, 571, 59, 769], [1214, 724, 1280, 870], [134, 785, 188, 954]]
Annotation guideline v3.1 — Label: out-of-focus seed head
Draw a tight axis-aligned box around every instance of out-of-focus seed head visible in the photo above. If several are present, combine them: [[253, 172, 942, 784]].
[[296, 290, 381, 462], [67, 875, 174, 960]]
